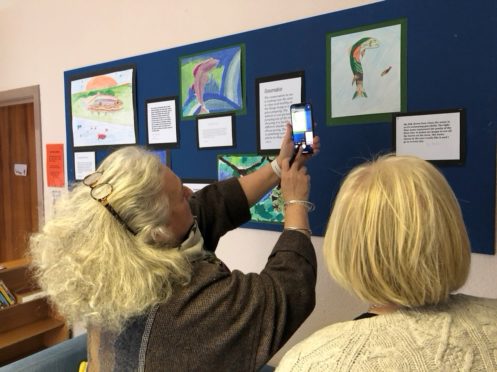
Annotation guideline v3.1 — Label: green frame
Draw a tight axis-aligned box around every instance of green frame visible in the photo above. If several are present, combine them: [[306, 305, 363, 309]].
[[326, 18, 407, 125], [179, 43, 246, 120]]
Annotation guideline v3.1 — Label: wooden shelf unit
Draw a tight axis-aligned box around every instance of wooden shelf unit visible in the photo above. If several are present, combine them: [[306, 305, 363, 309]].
[[0, 258, 69, 366]]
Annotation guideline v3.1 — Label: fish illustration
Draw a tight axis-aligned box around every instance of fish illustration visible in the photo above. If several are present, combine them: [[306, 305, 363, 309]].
[[381, 66, 392, 76], [192, 57, 219, 114], [349, 37, 379, 99], [86, 93, 123, 111]]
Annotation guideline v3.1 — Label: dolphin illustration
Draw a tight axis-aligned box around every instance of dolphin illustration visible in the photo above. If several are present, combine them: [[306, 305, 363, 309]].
[[192, 57, 219, 114], [349, 37, 379, 99]]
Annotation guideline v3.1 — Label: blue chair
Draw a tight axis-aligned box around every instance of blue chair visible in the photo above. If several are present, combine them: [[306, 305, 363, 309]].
[[259, 365, 275, 372], [0, 334, 87, 372], [0, 333, 276, 372]]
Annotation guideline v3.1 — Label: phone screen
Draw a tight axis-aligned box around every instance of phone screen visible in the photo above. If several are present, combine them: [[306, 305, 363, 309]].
[[290, 103, 314, 154]]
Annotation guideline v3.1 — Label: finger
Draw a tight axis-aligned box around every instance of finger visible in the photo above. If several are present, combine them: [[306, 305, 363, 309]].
[[292, 146, 306, 167], [310, 136, 320, 155], [283, 123, 292, 142], [289, 142, 301, 166], [283, 122, 292, 143], [281, 156, 290, 171], [298, 165, 308, 175]]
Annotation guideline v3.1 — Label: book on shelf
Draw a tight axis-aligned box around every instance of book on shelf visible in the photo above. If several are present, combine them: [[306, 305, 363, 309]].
[[0, 293, 9, 308], [15, 287, 47, 304], [0, 280, 16, 306]]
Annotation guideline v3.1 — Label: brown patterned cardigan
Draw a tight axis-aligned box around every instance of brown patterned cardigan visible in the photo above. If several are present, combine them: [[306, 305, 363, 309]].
[[88, 178, 317, 372]]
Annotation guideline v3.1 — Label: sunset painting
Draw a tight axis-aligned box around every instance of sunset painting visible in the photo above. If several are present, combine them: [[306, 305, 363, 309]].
[[70, 66, 137, 147]]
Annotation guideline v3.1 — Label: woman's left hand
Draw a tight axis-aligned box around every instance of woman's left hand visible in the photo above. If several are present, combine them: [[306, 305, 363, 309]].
[[277, 123, 320, 167]]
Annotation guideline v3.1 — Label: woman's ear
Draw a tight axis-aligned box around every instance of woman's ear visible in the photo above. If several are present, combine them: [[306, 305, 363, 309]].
[[149, 225, 175, 246]]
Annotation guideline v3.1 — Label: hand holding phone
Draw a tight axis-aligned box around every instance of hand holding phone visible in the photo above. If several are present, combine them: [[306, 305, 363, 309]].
[[290, 103, 314, 156]]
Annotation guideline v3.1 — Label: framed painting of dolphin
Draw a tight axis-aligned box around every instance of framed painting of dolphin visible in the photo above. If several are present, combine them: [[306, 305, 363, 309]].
[[326, 18, 407, 125], [179, 44, 245, 120]]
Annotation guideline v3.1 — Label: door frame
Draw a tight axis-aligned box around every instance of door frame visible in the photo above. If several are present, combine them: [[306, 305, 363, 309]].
[[0, 85, 44, 227]]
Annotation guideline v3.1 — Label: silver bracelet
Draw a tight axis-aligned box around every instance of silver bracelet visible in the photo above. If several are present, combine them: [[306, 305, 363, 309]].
[[284, 226, 312, 237], [284, 200, 316, 212], [270, 159, 281, 178]]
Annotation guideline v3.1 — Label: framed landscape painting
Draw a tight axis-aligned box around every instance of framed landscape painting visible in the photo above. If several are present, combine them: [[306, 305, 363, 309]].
[[69, 65, 137, 148]]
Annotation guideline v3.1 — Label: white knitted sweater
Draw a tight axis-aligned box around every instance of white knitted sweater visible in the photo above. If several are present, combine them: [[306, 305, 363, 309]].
[[277, 294, 497, 371]]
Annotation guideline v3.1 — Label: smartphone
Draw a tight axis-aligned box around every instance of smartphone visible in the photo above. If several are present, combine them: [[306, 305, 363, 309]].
[[290, 102, 314, 154]]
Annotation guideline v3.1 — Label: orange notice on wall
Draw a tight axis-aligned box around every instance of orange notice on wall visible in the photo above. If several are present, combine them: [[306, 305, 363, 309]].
[[46, 144, 65, 187]]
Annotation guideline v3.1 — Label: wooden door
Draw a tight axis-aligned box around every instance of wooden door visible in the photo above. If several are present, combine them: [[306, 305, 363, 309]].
[[0, 103, 38, 261]]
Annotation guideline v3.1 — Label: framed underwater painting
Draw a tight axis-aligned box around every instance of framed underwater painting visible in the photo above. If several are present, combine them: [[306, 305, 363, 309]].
[[217, 154, 284, 224], [69, 64, 137, 148], [179, 44, 245, 120], [326, 18, 407, 125]]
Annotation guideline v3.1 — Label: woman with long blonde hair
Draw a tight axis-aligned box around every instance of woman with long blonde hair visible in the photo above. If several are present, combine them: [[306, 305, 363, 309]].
[[30, 126, 320, 371]]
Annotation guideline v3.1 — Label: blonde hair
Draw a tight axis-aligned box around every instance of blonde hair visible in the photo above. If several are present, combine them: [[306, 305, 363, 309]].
[[29, 147, 191, 331], [324, 154, 470, 307]]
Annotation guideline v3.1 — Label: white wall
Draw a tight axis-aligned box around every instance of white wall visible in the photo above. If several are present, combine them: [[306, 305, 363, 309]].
[[216, 230, 365, 364], [1, 0, 495, 365], [216, 228, 497, 364]]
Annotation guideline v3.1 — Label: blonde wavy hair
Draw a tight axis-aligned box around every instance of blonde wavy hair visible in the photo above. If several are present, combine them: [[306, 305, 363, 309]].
[[29, 147, 191, 331], [324, 154, 470, 307]]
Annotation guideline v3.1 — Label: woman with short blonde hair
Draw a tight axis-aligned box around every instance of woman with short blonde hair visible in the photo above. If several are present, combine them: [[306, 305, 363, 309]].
[[325, 154, 470, 307], [278, 154, 497, 372]]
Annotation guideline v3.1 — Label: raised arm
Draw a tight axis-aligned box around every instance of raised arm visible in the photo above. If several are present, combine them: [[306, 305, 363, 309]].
[[238, 124, 293, 206], [238, 124, 319, 206]]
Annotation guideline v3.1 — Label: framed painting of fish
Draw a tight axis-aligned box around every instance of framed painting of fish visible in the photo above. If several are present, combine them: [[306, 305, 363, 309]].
[[68, 64, 138, 148], [326, 18, 407, 125], [179, 44, 246, 120], [217, 154, 284, 224]]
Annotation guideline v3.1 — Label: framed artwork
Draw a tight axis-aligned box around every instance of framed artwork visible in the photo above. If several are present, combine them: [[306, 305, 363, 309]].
[[326, 18, 407, 125], [197, 113, 235, 149], [217, 154, 284, 224], [179, 44, 245, 119], [393, 108, 466, 164], [69, 64, 137, 148], [255, 71, 305, 154], [145, 96, 179, 147], [182, 178, 215, 193]]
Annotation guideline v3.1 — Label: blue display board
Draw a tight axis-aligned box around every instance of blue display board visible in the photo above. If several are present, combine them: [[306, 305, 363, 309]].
[[65, 0, 496, 254]]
